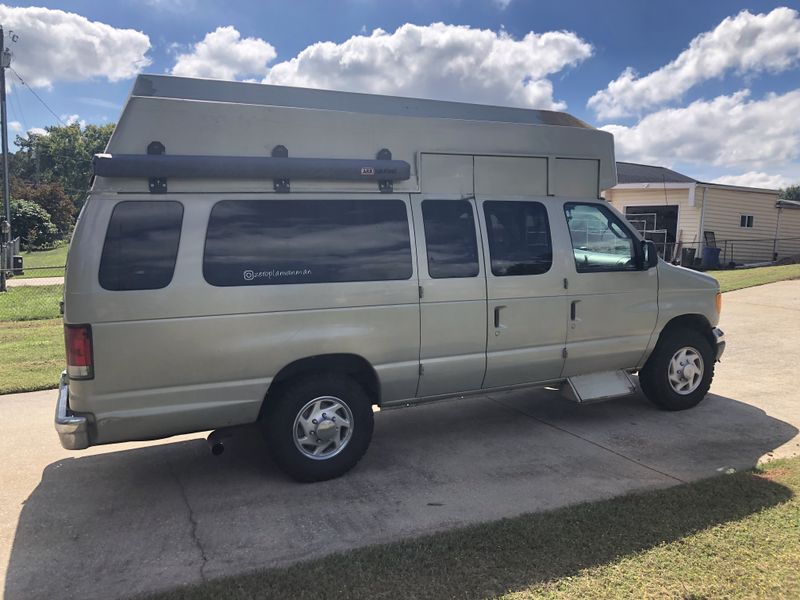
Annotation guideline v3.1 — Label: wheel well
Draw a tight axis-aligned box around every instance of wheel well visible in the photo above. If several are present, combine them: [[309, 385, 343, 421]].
[[657, 314, 715, 350], [262, 354, 381, 415]]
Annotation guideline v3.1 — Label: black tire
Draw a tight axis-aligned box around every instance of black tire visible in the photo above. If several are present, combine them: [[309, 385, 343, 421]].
[[263, 374, 374, 482], [639, 328, 715, 411]]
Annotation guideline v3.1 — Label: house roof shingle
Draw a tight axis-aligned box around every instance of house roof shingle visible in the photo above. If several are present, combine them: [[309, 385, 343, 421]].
[[616, 162, 697, 184]]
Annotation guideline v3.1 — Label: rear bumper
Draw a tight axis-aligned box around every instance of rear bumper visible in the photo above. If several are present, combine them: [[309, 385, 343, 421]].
[[713, 327, 726, 361], [55, 371, 90, 450]]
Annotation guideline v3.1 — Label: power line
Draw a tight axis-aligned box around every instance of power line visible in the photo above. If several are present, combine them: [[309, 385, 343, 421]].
[[10, 83, 29, 133], [9, 67, 67, 126], [9, 92, 23, 133]]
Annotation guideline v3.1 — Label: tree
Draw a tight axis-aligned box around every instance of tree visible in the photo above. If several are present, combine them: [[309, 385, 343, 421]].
[[10, 178, 75, 235], [11, 122, 115, 207], [780, 185, 800, 203], [10, 199, 59, 250]]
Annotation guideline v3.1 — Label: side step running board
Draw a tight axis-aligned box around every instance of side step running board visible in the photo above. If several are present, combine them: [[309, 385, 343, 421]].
[[561, 370, 636, 404]]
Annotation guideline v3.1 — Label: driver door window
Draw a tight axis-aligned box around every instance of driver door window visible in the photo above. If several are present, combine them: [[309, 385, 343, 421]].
[[564, 203, 637, 273]]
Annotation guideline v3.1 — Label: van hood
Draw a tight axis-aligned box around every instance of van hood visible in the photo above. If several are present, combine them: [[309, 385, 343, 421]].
[[658, 261, 719, 292]]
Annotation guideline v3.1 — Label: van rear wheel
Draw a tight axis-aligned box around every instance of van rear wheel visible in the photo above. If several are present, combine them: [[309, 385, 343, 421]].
[[639, 329, 714, 411], [263, 374, 374, 482]]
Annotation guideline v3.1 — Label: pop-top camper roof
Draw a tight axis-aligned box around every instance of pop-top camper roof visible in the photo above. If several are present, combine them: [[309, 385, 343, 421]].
[[93, 74, 616, 195]]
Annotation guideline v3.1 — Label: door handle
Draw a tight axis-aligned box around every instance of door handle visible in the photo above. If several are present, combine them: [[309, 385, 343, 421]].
[[570, 300, 580, 321], [494, 305, 507, 329]]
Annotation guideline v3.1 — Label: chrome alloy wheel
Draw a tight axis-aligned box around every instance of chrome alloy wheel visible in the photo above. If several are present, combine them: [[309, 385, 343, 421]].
[[293, 396, 354, 460], [667, 347, 704, 395]]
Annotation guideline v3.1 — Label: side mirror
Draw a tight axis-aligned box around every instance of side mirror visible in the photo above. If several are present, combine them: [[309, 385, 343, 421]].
[[641, 240, 659, 270]]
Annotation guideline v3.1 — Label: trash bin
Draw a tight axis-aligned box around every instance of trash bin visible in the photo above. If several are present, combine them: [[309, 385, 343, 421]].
[[12, 255, 23, 276], [680, 247, 696, 267], [701, 246, 721, 269]]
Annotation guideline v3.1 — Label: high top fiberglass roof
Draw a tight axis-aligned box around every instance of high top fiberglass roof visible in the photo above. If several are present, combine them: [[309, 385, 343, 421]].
[[130, 74, 594, 130]]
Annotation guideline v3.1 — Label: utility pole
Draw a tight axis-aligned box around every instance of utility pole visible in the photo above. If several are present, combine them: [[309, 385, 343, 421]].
[[0, 26, 10, 292]]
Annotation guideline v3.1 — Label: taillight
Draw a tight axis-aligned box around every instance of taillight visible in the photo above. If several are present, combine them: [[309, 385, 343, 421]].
[[65, 324, 94, 380]]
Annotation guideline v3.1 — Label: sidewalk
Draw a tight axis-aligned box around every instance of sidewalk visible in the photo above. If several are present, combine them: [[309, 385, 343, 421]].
[[6, 276, 64, 287]]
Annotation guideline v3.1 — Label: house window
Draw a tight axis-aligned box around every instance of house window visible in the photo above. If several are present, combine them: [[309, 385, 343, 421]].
[[740, 215, 754, 228]]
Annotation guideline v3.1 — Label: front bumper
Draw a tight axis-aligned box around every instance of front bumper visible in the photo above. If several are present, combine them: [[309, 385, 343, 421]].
[[713, 327, 726, 361], [55, 371, 90, 450]]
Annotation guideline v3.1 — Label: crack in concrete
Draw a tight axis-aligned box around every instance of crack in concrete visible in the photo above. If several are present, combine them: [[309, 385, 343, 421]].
[[487, 394, 687, 484], [167, 459, 209, 582]]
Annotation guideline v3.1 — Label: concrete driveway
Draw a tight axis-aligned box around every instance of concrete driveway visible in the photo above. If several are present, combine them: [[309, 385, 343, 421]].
[[2, 280, 799, 600]]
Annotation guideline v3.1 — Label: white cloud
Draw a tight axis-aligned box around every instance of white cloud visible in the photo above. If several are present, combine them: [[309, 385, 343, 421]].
[[589, 8, 800, 119], [171, 26, 277, 80], [27, 127, 47, 136], [263, 23, 592, 109], [0, 5, 151, 89], [8, 120, 22, 132], [62, 114, 87, 128], [603, 89, 800, 170], [711, 171, 793, 189], [493, 0, 512, 9]]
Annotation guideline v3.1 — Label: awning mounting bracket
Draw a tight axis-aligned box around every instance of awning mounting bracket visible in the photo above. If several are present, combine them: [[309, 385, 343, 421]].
[[377, 148, 393, 193], [272, 145, 290, 193], [147, 141, 167, 193]]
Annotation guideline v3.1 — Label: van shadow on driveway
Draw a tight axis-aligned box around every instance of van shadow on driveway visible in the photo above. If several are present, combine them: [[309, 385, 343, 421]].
[[4, 390, 798, 600]]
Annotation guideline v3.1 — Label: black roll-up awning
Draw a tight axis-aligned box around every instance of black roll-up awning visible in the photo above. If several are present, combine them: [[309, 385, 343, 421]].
[[92, 153, 411, 182]]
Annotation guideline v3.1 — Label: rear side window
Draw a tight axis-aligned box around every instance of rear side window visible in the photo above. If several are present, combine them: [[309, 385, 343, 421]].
[[203, 199, 413, 286], [421, 200, 479, 278], [99, 201, 183, 291], [483, 201, 552, 276]]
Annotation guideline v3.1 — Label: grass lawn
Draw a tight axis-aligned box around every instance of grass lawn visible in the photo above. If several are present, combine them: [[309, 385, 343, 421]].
[[16, 243, 68, 279], [146, 458, 800, 600], [711, 263, 800, 293], [0, 285, 63, 321], [0, 319, 63, 394]]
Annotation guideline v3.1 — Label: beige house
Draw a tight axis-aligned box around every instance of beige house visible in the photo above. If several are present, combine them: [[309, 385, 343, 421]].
[[605, 162, 800, 265]]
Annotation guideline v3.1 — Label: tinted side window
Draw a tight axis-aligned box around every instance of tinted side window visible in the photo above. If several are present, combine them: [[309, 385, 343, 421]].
[[483, 201, 552, 276], [564, 203, 637, 273], [204, 200, 413, 286], [99, 201, 183, 291], [422, 200, 479, 279]]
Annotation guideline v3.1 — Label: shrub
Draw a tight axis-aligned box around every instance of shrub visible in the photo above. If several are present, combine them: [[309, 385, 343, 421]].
[[11, 179, 76, 235], [10, 199, 59, 249]]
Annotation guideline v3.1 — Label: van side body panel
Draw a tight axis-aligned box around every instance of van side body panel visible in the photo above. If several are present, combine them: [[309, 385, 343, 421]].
[[65, 194, 421, 445]]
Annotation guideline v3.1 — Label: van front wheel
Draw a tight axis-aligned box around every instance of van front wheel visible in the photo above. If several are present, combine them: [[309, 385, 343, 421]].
[[263, 374, 374, 482], [639, 329, 714, 411]]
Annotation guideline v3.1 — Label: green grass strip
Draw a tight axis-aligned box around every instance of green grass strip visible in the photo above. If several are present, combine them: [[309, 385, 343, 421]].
[[0, 285, 63, 322], [15, 244, 68, 279], [712, 263, 800, 293], [0, 319, 63, 394]]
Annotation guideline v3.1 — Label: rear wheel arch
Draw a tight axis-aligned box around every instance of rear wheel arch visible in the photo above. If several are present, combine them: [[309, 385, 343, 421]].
[[261, 353, 381, 417]]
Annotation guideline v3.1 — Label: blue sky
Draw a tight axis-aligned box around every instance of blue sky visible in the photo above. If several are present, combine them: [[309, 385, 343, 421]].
[[3, 0, 800, 187]]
